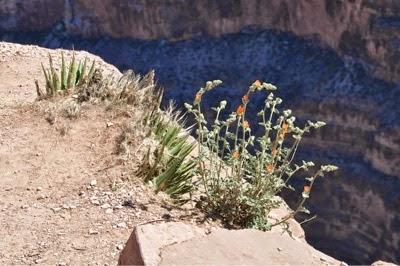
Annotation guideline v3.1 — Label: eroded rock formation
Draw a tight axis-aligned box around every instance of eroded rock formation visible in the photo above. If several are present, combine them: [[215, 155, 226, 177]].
[[1, 0, 400, 82]]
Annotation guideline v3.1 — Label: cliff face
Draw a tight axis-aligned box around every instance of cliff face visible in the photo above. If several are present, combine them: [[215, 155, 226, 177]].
[[297, 101, 400, 180], [0, 0, 64, 31], [1, 0, 400, 82]]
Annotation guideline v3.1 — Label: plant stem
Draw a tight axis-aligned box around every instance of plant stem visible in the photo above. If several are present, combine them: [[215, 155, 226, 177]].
[[271, 169, 321, 228], [196, 104, 210, 198]]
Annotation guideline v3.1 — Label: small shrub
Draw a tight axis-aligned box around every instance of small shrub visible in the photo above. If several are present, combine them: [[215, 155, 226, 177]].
[[78, 70, 162, 110], [185, 80, 337, 229], [61, 98, 81, 119], [36, 52, 96, 98]]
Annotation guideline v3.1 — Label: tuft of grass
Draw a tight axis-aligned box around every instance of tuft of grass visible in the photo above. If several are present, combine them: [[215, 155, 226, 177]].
[[61, 98, 81, 119], [36, 52, 96, 99], [77, 69, 163, 109]]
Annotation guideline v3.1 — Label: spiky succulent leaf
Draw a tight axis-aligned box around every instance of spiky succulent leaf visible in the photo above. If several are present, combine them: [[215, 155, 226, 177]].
[[41, 63, 52, 94], [48, 54, 60, 94], [77, 57, 88, 86], [67, 53, 76, 90], [61, 52, 67, 90], [52, 71, 60, 94], [87, 59, 96, 82]]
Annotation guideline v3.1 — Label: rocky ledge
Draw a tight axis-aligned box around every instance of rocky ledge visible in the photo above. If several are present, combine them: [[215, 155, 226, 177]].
[[118, 222, 338, 265], [118, 222, 397, 266]]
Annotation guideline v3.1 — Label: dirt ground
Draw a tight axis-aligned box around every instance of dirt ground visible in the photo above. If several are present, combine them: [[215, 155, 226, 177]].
[[0, 43, 200, 265]]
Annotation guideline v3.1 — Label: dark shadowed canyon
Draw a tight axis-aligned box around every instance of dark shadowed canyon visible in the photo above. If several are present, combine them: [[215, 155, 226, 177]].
[[1, 0, 400, 264]]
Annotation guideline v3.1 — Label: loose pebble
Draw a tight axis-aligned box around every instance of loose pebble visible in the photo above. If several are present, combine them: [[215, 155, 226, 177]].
[[101, 203, 111, 209], [116, 222, 127, 229], [51, 207, 61, 213], [89, 229, 99, 235]]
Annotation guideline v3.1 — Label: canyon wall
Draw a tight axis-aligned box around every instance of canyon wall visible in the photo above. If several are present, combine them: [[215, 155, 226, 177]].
[[1, 0, 400, 81]]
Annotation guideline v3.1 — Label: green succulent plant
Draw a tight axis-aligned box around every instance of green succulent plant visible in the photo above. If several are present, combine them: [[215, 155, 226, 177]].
[[141, 105, 196, 204], [38, 52, 96, 98]]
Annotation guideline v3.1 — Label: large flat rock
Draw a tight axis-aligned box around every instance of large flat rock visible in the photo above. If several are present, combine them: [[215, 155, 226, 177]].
[[160, 228, 338, 265], [118, 222, 339, 265]]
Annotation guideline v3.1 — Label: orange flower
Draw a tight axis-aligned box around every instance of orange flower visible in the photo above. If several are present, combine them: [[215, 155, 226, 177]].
[[236, 105, 245, 116], [253, 80, 262, 88], [271, 148, 278, 157], [232, 151, 240, 159], [242, 94, 249, 104], [282, 123, 289, 134], [303, 185, 311, 194], [278, 123, 289, 140], [266, 164, 274, 173], [194, 92, 203, 103], [243, 120, 249, 129]]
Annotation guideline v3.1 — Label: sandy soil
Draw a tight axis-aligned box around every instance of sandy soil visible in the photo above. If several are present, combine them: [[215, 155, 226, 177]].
[[0, 43, 197, 265]]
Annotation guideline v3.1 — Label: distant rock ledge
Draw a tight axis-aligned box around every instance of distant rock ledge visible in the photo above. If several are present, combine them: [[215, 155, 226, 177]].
[[2, 0, 400, 82]]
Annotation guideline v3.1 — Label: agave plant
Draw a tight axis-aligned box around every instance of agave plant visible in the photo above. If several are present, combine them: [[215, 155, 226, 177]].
[[37, 52, 96, 98], [140, 104, 196, 203]]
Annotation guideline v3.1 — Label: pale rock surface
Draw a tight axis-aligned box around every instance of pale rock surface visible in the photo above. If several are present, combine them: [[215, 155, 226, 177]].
[[118, 222, 204, 265], [118, 222, 339, 265], [371, 261, 399, 266], [160, 229, 338, 266]]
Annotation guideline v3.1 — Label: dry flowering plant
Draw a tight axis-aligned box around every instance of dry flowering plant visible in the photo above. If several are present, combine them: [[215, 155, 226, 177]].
[[185, 80, 337, 230]]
